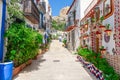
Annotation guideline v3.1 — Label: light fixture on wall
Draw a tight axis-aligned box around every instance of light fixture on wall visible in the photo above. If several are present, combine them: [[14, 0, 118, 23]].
[[83, 34, 88, 40], [84, 24, 88, 29]]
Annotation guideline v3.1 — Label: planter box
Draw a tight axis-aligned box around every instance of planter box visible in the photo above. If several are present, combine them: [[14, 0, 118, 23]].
[[33, 54, 41, 60], [13, 59, 32, 77], [26, 59, 32, 66], [13, 65, 22, 77]]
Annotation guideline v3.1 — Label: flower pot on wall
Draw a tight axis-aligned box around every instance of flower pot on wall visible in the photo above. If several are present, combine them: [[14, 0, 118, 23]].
[[100, 49, 106, 54], [104, 29, 112, 36], [96, 31, 101, 38], [99, 25, 105, 31], [0, 61, 13, 80], [104, 24, 112, 36]]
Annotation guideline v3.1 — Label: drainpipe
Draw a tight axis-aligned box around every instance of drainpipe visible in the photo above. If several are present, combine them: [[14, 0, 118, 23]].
[[0, 0, 6, 62]]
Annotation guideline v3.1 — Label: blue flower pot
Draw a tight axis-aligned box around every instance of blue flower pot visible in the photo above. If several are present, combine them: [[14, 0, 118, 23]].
[[0, 61, 13, 80]]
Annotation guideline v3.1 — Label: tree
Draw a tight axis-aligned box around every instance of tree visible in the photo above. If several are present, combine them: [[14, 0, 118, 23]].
[[52, 20, 65, 31], [7, 0, 24, 23]]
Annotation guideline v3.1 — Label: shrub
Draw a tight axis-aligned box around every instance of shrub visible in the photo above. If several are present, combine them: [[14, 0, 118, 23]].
[[63, 39, 67, 44], [5, 23, 43, 67], [77, 47, 120, 79]]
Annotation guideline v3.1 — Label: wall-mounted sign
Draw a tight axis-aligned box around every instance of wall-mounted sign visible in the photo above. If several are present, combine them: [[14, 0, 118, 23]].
[[104, 33, 110, 43]]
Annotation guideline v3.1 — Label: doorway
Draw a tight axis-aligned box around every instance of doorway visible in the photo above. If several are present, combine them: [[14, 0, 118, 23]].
[[96, 37, 99, 53]]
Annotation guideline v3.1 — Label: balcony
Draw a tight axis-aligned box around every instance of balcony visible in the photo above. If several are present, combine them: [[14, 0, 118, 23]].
[[23, 0, 39, 24], [37, 1, 46, 13]]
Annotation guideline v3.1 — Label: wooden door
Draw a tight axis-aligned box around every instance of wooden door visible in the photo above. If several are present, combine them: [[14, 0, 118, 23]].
[[96, 37, 99, 53]]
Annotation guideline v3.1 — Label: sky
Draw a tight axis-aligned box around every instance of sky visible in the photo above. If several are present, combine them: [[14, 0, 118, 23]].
[[49, 0, 93, 18], [49, 0, 73, 16]]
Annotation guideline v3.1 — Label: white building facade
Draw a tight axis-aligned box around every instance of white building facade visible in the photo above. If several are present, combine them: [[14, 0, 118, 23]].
[[80, 0, 120, 74], [66, 0, 81, 51]]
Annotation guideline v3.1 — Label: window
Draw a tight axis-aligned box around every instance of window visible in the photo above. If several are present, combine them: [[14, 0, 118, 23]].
[[73, 10, 76, 24], [103, 0, 114, 19], [95, 7, 100, 21]]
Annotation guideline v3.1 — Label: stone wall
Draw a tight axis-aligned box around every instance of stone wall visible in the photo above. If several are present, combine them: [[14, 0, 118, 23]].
[[102, 54, 120, 74], [102, 0, 120, 75], [115, 0, 120, 55]]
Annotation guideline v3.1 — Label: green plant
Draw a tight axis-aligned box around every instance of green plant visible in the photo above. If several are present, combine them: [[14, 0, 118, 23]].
[[7, 0, 24, 23], [63, 39, 67, 44], [77, 47, 120, 79], [5, 23, 43, 67], [91, 17, 96, 23], [100, 46, 105, 50], [52, 20, 65, 31], [100, 16, 104, 23], [106, 24, 110, 29]]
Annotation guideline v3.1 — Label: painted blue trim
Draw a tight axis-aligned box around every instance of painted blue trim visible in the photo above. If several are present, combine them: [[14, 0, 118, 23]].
[[0, 0, 6, 61], [41, 13, 43, 28]]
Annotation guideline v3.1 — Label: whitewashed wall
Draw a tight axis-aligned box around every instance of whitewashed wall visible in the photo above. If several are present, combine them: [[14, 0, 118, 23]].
[[74, 0, 81, 50], [66, 0, 81, 50], [84, 1, 115, 55], [102, 15, 115, 55], [97, 1, 115, 55]]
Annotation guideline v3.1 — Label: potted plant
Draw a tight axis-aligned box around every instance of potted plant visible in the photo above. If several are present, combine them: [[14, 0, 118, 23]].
[[63, 39, 67, 48], [91, 17, 96, 24], [99, 16, 105, 31], [104, 24, 112, 36], [100, 46, 106, 54], [83, 44, 88, 49], [0, 61, 13, 80]]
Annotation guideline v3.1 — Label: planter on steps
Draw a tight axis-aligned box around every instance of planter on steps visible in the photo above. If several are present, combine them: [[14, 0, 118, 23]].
[[13, 59, 32, 77]]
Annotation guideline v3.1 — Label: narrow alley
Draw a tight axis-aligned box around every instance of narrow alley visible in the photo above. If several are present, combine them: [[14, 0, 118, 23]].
[[13, 40, 94, 80], [0, 0, 120, 80]]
